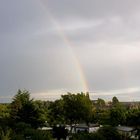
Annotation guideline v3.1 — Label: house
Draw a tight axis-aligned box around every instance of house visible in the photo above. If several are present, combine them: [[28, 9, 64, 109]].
[[116, 126, 138, 139], [71, 124, 100, 133]]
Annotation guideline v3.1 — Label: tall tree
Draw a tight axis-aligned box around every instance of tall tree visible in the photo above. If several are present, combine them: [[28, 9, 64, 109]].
[[10, 90, 44, 128], [10, 89, 31, 120], [112, 96, 119, 107], [96, 98, 106, 110], [126, 109, 140, 127], [62, 93, 93, 125]]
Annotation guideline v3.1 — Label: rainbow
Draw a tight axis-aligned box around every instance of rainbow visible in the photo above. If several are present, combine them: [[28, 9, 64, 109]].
[[38, 0, 89, 92]]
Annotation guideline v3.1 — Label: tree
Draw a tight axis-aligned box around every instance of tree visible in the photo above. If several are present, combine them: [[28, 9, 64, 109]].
[[110, 106, 126, 126], [97, 110, 110, 125], [61, 93, 93, 125], [10, 89, 31, 121], [0, 104, 10, 119], [112, 96, 119, 107], [126, 109, 140, 127], [10, 90, 44, 128], [48, 99, 65, 125], [33, 100, 49, 124], [96, 98, 106, 110]]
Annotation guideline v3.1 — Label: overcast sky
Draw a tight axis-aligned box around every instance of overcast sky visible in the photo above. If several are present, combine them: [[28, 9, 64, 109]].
[[0, 0, 140, 102]]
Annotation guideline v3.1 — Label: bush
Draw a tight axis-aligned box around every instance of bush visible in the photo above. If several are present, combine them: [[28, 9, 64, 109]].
[[23, 129, 53, 140], [11, 129, 53, 140], [0, 128, 12, 140], [70, 132, 104, 140], [98, 126, 121, 140], [14, 122, 32, 134], [70, 126, 122, 140], [11, 134, 24, 140]]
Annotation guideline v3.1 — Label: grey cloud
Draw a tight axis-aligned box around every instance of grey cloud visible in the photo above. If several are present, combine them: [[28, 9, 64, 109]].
[[63, 16, 140, 45], [73, 45, 140, 92], [1, 0, 140, 102], [46, 0, 140, 20]]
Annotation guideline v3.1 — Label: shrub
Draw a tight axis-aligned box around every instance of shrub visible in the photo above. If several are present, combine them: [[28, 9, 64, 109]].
[[70, 126, 121, 140], [98, 126, 121, 140]]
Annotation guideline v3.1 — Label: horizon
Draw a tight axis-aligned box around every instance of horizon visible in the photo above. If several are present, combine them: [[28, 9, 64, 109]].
[[0, 90, 140, 103]]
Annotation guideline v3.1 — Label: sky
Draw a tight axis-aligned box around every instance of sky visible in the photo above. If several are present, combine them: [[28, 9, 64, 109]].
[[0, 0, 140, 102]]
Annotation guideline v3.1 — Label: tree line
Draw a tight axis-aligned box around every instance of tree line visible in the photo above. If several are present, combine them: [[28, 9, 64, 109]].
[[0, 89, 140, 139]]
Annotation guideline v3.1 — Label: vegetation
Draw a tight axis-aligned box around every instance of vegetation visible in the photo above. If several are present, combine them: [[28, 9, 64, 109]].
[[0, 89, 140, 139], [70, 126, 121, 140], [62, 92, 93, 125], [10, 90, 44, 128]]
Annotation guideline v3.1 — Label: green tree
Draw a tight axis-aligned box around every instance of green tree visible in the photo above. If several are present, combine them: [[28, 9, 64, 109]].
[[126, 109, 140, 127], [97, 110, 110, 125], [10, 90, 44, 128], [10, 89, 31, 120], [0, 127, 12, 140], [62, 93, 93, 125], [0, 104, 10, 119], [112, 96, 119, 107], [0, 104, 10, 130], [48, 99, 65, 125], [110, 106, 126, 126], [33, 100, 49, 124], [96, 98, 106, 110]]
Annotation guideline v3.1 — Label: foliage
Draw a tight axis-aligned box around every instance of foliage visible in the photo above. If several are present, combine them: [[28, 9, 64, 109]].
[[96, 110, 110, 125], [14, 122, 32, 134], [70, 126, 121, 140], [48, 93, 93, 125], [10, 89, 31, 120], [1, 90, 140, 139], [70, 132, 103, 140], [96, 98, 106, 110], [112, 96, 119, 107], [33, 100, 50, 123], [0, 127, 12, 140], [11, 128, 53, 140], [126, 109, 140, 127], [109, 98, 126, 126], [48, 99, 65, 125], [62, 92, 93, 124], [10, 89, 44, 128], [98, 126, 121, 140], [0, 104, 10, 119], [23, 129, 53, 140], [109, 105, 126, 126]]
